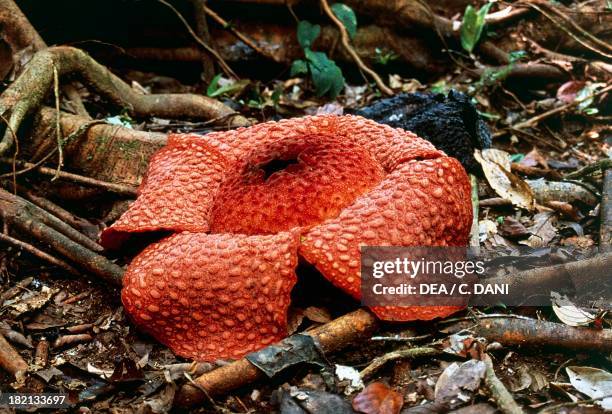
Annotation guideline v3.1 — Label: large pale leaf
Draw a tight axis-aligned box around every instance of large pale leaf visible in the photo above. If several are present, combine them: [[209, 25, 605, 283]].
[[475, 149, 535, 210], [551, 292, 596, 327], [566, 366, 612, 410]]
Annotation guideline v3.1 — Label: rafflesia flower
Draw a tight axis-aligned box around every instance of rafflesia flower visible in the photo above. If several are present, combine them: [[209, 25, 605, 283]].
[[101, 115, 472, 362]]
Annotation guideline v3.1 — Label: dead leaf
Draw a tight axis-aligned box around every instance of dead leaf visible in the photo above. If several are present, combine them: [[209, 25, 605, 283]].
[[303, 306, 332, 324], [510, 365, 548, 392], [475, 149, 535, 210], [7, 286, 57, 317], [566, 366, 612, 410], [286, 307, 305, 335], [478, 219, 498, 243], [434, 360, 486, 407], [557, 81, 586, 104], [352, 382, 404, 414], [498, 217, 529, 239], [561, 236, 594, 248], [521, 212, 557, 248], [520, 148, 548, 169], [551, 292, 596, 327]]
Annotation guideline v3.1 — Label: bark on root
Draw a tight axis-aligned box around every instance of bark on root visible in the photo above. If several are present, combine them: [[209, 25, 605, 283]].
[[26, 107, 166, 188], [0, 45, 249, 156]]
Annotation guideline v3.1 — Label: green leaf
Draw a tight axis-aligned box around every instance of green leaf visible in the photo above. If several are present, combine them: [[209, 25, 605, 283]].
[[290, 59, 309, 76], [331, 3, 357, 39], [208, 81, 246, 98], [206, 73, 222, 97], [304, 48, 344, 98], [297, 21, 321, 49], [460, 2, 493, 53]]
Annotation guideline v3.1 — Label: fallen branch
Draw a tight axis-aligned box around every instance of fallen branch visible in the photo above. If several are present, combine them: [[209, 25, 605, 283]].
[[320, 0, 392, 95], [564, 159, 612, 179], [0, 46, 248, 156], [0, 276, 33, 304], [0, 331, 28, 378], [441, 315, 612, 352], [119, 24, 444, 74], [360, 346, 440, 379], [484, 253, 611, 305], [175, 308, 380, 407], [483, 354, 524, 414], [526, 179, 598, 206]]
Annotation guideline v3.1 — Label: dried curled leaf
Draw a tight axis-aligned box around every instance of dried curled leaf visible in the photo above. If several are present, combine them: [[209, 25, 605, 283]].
[[475, 149, 535, 210]]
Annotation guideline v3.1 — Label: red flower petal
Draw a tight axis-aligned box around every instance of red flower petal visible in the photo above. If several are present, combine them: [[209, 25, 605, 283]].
[[121, 231, 300, 361], [203, 115, 442, 172], [101, 134, 227, 249], [210, 134, 384, 235], [300, 156, 472, 321]]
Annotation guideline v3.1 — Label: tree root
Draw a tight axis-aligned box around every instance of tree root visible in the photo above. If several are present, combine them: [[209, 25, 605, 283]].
[[27, 107, 166, 188], [0, 187, 103, 252], [175, 309, 380, 407], [0, 45, 249, 156], [0, 0, 89, 117], [0, 189, 124, 285], [0, 232, 79, 275], [1, 158, 138, 196], [111, 24, 446, 75], [18, 186, 99, 240]]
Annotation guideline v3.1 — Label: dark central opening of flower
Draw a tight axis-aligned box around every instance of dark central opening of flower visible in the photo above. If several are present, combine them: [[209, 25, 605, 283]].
[[210, 134, 385, 235], [261, 158, 300, 181]]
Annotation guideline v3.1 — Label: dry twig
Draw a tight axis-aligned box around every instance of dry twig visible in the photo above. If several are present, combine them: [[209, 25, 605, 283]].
[[176, 309, 380, 406], [441, 315, 612, 352], [0, 332, 28, 378]]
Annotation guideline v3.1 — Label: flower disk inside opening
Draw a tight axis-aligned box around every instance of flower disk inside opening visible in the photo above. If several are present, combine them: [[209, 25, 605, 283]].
[[210, 134, 385, 235]]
